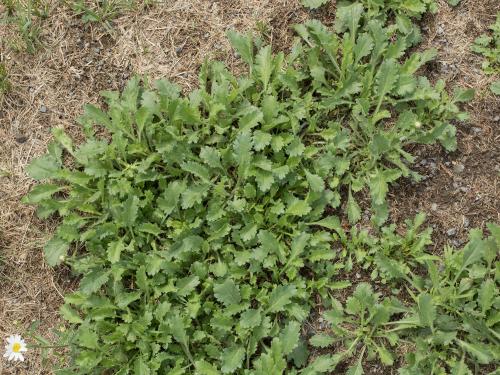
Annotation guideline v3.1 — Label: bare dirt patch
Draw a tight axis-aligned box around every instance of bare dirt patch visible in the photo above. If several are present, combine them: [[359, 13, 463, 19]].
[[390, 0, 500, 253]]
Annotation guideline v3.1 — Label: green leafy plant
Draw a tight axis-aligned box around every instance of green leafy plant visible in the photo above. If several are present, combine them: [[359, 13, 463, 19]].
[[382, 225, 500, 374], [293, 11, 472, 224], [325, 212, 433, 282], [1, 0, 49, 53], [23, 61, 349, 372], [301, 0, 437, 45], [312, 225, 500, 375], [472, 13, 500, 76], [22, 5, 477, 374], [310, 283, 407, 373], [66, 0, 151, 26]]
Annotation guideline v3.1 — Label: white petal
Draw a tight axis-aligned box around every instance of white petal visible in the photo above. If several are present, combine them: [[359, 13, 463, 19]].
[[8, 352, 15, 361], [20, 346, 28, 352], [6, 336, 14, 344], [3, 350, 9, 358]]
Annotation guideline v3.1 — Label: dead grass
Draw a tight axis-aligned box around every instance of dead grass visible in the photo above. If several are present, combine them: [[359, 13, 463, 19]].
[[0, 0, 499, 373]]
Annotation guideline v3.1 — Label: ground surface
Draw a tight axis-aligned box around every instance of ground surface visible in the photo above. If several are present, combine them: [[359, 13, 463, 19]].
[[0, 0, 498, 374]]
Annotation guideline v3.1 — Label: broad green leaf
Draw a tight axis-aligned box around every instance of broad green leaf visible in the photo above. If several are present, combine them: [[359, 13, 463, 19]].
[[255, 46, 273, 90], [417, 293, 436, 328], [240, 309, 261, 329], [310, 333, 335, 348], [490, 81, 500, 95], [287, 198, 311, 217], [80, 269, 110, 294], [457, 340, 495, 364], [60, 304, 83, 324], [376, 346, 394, 366], [227, 30, 253, 65], [44, 237, 70, 266], [347, 191, 361, 224], [52, 127, 74, 154], [195, 360, 219, 375], [300, 0, 329, 9], [134, 358, 151, 375], [78, 329, 99, 349], [220, 346, 245, 374], [280, 321, 301, 355], [176, 275, 200, 297], [305, 170, 325, 192], [214, 279, 241, 306], [369, 169, 389, 205], [453, 88, 475, 103], [375, 59, 399, 108], [478, 279, 495, 314], [308, 216, 342, 232], [335, 3, 363, 36], [23, 184, 62, 204], [26, 155, 60, 180], [266, 285, 296, 313], [346, 356, 364, 375], [107, 240, 124, 263]]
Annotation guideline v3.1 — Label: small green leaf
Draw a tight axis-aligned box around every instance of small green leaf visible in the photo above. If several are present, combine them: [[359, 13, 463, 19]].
[[490, 81, 500, 95], [107, 240, 124, 263], [305, 170, 325, 192], [453, 88, 475, 103], [60, 304, 83, 324]]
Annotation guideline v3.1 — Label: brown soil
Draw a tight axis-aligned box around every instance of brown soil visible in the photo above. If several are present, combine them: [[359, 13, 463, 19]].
[[0, 0, 498, 374]]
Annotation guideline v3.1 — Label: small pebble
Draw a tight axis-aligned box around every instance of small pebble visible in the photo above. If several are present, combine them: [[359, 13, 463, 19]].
[[40, 105, 47, 113], [431, 203, 438, 211], [175, 46, 183, 55], [15, 135, 27, 143], [494, 115, 499, 122], [234, 52, 240, 58], [453, 163, 465, 174], [463, 217, 470, 228], [447, 228, 457, 237], [355, 272, 361, 279]]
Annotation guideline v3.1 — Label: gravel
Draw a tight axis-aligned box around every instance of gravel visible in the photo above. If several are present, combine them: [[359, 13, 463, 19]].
[[447, 228, 457, 237], [453, 163, 465, 174]]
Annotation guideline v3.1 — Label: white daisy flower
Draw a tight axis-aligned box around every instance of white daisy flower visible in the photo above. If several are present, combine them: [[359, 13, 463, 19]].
[[3, 335, 28, 362]]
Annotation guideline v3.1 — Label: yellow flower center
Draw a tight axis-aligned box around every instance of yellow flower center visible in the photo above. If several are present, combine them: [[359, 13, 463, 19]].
[[12, 343, 21, 353]]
